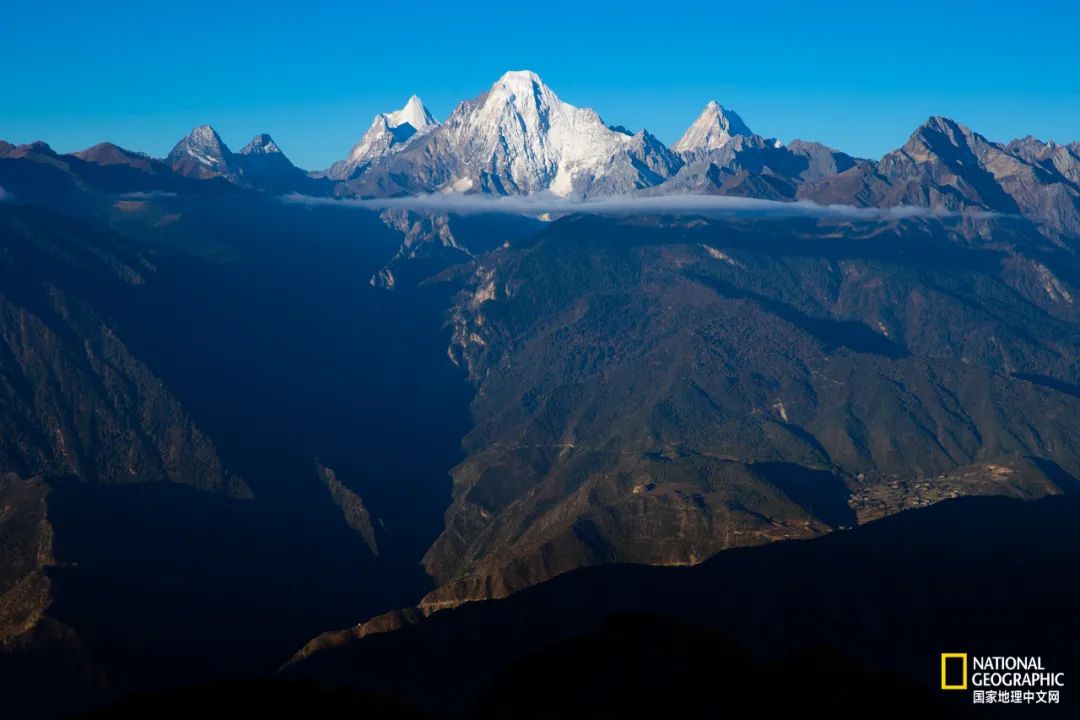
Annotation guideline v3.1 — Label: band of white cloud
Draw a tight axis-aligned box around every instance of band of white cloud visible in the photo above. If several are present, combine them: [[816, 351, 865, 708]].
[[280, 191, 999, 222], [114, 191, 178, 199]]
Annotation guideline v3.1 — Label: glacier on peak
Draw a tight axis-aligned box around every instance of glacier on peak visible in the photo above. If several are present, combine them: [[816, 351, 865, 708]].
[[388, 94, 438, 132], [448, 69, 632, 194], [326, 96, 440, 180], [327, 72, 773, 199], [334, 69, 685, 198]]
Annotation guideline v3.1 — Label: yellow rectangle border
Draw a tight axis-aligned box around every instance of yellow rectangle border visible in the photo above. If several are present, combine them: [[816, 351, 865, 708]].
[[941, 653, 968, 690]]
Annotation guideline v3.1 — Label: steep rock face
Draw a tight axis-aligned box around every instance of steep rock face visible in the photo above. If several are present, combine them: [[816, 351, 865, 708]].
[[326, 96, 439, 181], [166, 125, 237, 181], [786, 139, 859, 181], [659, 134, 803, 199], [239, 133, 282, 156], [602, 126, 684, 191], [802, 117, 1080, 236], [368, 210, 555, 291], [1007, 135, 1080, 185], [369, 209, 469, 290], [421, 214, 1080, 603], [343, 71, 682, 198], [660, 131, 858, 200], [877, 116, 1030, 211], [316, 463, 379, 556]]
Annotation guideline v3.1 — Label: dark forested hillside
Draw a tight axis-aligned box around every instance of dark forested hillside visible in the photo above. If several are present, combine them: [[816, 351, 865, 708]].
[[412, 213, 1080, 605]]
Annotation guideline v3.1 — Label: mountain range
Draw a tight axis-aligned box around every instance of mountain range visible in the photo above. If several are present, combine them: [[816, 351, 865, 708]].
[[7, 68, 1073, 295], [2, 68, 1080, 718], [9, 69, 1069, 236]]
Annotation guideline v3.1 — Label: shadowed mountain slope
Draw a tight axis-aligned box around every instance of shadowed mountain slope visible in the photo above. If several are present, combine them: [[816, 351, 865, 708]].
[[289, 495, 1080, 719]]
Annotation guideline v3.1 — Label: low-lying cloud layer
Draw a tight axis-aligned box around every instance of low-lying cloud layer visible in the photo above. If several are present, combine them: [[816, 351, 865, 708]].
[[281, 191, 999, 222], [114, 191, 178, 200]]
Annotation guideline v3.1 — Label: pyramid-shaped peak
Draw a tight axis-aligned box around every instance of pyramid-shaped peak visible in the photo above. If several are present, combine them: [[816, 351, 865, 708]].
[[386, 95, 438, 131], [240, 133, 282, 155], [187, 124, 224, 144], [920, 115, 965, 133], [918, 116, 989, 143], [171, 125, 231, 158], [907, 116, 981, 150], [673, 101, 753, 153], [167, 124, 236, 178]]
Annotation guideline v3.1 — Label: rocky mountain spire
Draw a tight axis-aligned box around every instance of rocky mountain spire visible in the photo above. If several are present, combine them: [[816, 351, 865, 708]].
[[673, 101, 753, 153], [166, 125, 237, 180], [239, 133, 282, 155]]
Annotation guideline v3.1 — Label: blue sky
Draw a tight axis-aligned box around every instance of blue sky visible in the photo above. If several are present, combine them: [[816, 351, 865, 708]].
[[4, 0, 1078, 170]]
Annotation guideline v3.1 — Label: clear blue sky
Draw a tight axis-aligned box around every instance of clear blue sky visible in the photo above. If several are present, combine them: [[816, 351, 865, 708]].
[[4, 0, 1078, 170]]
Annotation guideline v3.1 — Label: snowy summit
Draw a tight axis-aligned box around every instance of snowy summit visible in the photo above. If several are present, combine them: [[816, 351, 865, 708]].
[[327, 96, 439, 180], [673, 101, 753, 154]]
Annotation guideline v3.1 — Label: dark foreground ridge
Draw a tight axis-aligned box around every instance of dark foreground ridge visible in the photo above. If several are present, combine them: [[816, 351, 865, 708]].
[[280, 495, 1078, 718], [75, 495, 1077, 718]]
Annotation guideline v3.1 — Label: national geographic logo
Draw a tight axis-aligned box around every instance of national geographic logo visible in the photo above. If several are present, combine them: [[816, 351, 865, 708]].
[[941, 653, 1065, 706]]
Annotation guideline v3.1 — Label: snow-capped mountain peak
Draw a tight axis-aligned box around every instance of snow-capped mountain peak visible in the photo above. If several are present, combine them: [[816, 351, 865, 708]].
[[327, 95, 440, 180], [673, 101, 753, 153], [189, 124, 223, 144], [487, 70, 556, 107], [166, 124, 236, 179], [386, 95, 437, 132], [239, 133, 282, 155], [334, 70, 684, 198], [175, 125, 228, 157], [495, 69, 544, 85], [445, 69, 649, 196]]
